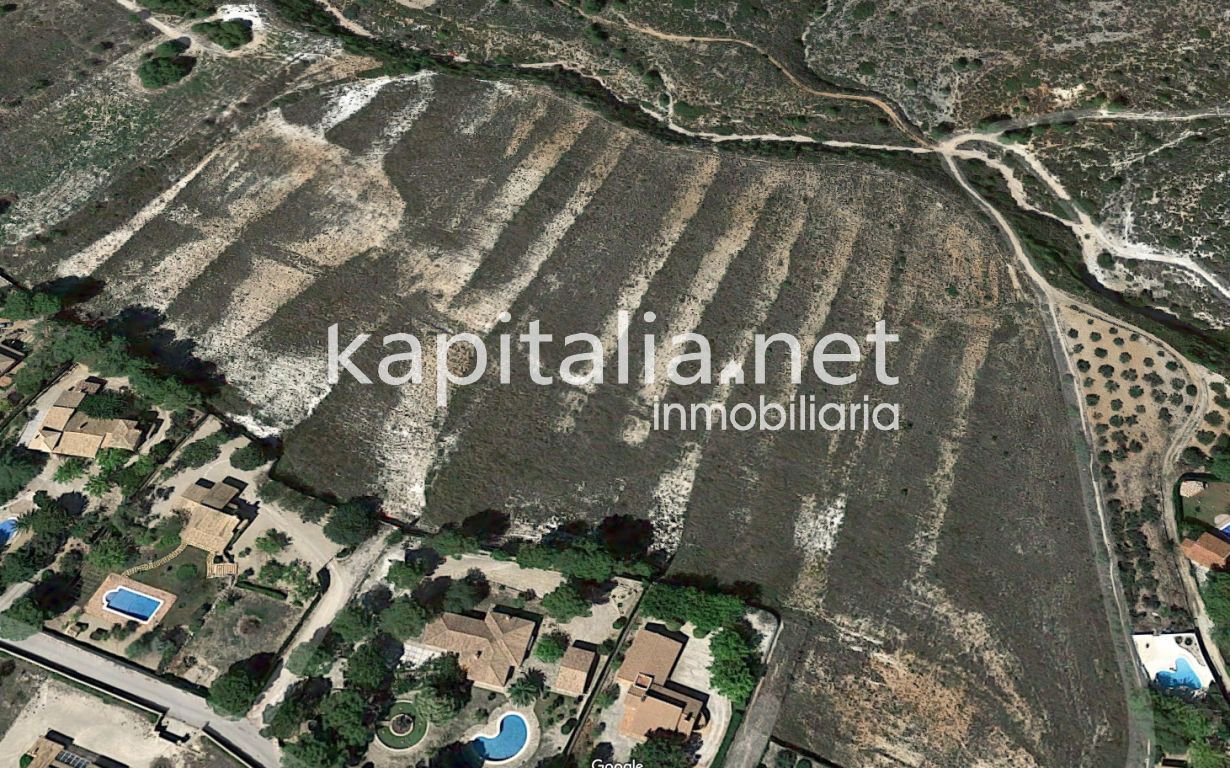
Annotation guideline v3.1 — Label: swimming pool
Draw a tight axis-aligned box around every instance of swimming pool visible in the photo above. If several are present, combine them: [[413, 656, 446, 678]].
[[102, 586, 164, 624], [1157, 657, 1204, 690], [472, 713, 530, 763], [0, 518, 17, 548]]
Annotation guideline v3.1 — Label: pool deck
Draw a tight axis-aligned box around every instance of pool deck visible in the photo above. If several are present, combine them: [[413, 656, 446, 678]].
[[84, 574, 177, 628], [1132, 632, 1216, 690]]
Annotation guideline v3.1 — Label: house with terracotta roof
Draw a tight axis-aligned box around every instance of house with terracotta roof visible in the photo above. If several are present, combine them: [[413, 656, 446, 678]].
[[1182, 532, 1230, 569], [420, 609, 537, 691], [554, 644, 596, 696], [26, 379, 142, 458], [177, 477, 244, 555], [615, 627, 708, 741]]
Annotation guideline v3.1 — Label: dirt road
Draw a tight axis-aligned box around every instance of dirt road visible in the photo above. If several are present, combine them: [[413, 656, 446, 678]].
[[723, 619, 808, 768], [249, 532, 393, 719]]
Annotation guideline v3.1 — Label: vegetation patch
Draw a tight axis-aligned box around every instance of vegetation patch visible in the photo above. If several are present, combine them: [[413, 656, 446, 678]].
[[137, 40, 196, 90], [192, 18, 253, 50]]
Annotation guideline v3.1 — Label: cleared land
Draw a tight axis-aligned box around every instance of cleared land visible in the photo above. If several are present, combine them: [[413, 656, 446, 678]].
[[1, 67, 1130, 765]]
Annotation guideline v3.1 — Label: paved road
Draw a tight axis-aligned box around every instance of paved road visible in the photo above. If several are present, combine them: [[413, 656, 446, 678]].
[[1, 632, 278, 767], [723, 618, 808, 768]]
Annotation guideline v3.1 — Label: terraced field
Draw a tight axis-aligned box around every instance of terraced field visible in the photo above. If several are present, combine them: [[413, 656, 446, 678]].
[[3, 70, 1128, 766]]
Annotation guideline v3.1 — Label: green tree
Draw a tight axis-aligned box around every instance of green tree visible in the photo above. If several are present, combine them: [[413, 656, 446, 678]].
[[286, 642, 335, 678], [263, 685, 317, 741], [137, 54, 196, 88], [630, 730, 697, 768], [256, 529, 291, 554], [282, 731, 346, 768], [178, 434, 224, 469], [381, 596, 429, 640], [515, 538, 639, 581], [77, 391, 127, 418], [208, 664, 263, 717], [83, 474, 112, 498], [0, 449, 43, 504], [1189, 742, 1228, 768], [541, 582, 591, 622], [424, 527, 479, 557], [229, 442, 267, 471], [1151, 691, 1216, 754], [707, 627, 761, 706], [192, 18, 253, 49], [387, 560, 426, 590], [323, 500, 380, 547], [410, 655, 471, 724], [345, 640, 396, 691], [52, 457, 89, 483], [533, 631, 570, 663], [641, 584, 744, 634], [507, 669, 546, 706], [320, 689, 376, 748], [442, 578, 483, 614], [0, 597, 46, 639], [86, 536, 133, 570], [331, 602, 376, 645], [0, 290, 60, 320]]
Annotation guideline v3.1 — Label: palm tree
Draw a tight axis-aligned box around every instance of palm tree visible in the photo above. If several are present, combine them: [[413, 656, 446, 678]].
[[507, 669, 546, 706]]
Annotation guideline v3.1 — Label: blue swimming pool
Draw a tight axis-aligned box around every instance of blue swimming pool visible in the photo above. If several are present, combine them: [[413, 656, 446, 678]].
[[0, 518, 17, 548], [472, 713, 529, 763], [103, 586, 164, 623], [1157, 657, 1203, 690]]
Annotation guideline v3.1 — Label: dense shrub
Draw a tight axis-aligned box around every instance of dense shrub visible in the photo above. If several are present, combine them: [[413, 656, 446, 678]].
[[138, 53, 196, 89], [533, 631, 570, 663], [0, 448, 44, 505], [208, 662, 265, 717], [541, 582, 591, 622], [0, 290, 60, 320], [193, 18, 253, 49], [136, 0, 215, 16], [230, 442, 268, 471], [707, 627, 761, 706], [324, 499, 381, 546], [641, 583, 745, 634]]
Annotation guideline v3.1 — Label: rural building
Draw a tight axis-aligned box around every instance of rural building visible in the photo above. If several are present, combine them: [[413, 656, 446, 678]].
[[1182, 533, 1230, 569], [26, 379, 142, 458], [420, 609, 536, 690], [616, 626, 684, 686], [177, 476, 245, 566], [615, 627, 708, 741], [24, 731, 128, 768], [554, 645, 596, 696]]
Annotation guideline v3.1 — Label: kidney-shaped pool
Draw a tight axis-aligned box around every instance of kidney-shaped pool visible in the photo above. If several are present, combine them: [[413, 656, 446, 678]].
[[472, 712, 530, 764]]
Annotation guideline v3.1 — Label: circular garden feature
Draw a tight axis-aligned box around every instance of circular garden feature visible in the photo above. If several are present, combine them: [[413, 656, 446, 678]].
[[377, 701, 427, 750]]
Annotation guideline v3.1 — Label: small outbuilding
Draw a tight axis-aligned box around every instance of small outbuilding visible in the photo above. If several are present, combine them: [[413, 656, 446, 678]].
[[553, 645, 596, 696]]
